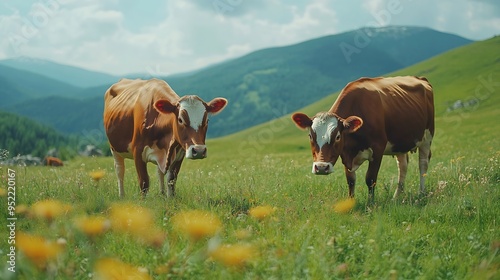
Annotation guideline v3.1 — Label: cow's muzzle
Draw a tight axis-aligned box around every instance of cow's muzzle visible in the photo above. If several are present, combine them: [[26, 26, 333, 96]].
[[312, 162, 333, 175], [186, 145, 207, 159]]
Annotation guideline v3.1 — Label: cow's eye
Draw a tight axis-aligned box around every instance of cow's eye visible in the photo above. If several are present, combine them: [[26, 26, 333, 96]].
[[178, 117, 184, 125], [308, 133, 313, 141], [335, 132, 341, 141]]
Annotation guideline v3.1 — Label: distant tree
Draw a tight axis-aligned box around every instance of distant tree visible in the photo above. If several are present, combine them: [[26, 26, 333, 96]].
[[0, 111, 79, 159]]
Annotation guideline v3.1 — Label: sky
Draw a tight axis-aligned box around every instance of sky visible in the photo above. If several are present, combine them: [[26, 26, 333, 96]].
[[0, 0, 499, 76]]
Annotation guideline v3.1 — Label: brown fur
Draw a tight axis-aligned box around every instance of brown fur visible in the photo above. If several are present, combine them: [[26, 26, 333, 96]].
[[44, 156, 63, 166], [103, 78, 227, 197], [292, 76, 434, 200]]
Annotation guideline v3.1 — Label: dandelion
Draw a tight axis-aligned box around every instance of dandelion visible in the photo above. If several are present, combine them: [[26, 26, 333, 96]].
[[109, 203, 154, 235], [17, 232, 63, 269], [74, 215, 111, 238], [15, 204, 30, 216], [94, 258, 151, 280], [31, 199, 71, 222], [143, 228, 167, 248], [109, 203, 165, 246], [333, 198, 356, 214], [172, 210, 222, 241], [89, 170, 106, 182], [234, 229, 252, 240], [248, 205, 275, 220], [210, 243, 256, 268]]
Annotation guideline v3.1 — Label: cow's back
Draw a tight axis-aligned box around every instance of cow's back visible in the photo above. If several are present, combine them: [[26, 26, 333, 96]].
[[103, 78, 179, 153], [331, 76, 434, 153]]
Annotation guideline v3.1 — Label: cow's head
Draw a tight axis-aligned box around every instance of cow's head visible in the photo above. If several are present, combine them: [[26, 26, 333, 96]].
[[292, 112, 363, 175], [154, 95, 227, 159]]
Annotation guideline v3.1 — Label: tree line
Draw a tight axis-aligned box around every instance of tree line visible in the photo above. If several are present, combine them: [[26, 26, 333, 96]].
[[0, 111, 83, 160]]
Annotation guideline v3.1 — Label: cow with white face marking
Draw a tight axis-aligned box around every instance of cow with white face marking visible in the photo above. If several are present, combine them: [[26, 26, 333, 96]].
[[104, 78, 227, 198], [292, 76, 434, 200]]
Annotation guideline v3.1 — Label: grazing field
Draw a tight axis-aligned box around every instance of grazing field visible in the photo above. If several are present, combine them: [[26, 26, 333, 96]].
[[1, 38, 499, 279]]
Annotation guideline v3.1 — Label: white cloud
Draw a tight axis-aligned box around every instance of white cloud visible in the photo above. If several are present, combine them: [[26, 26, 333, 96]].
[[0, 0, 498, 75]]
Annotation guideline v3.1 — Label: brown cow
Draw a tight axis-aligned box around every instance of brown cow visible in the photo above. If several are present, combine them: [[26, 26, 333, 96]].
[[103, 78, 227, 198], [44, 156, 63, 167], [292, 76, 434, 200]]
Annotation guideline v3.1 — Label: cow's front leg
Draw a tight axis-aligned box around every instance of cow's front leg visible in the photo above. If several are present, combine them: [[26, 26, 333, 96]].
[[366, 153, 383, 203], [345, 166, 356, 197], [134, 155, 150, 197], [166, 147, 185, 197], [157, 167, 166, 195]]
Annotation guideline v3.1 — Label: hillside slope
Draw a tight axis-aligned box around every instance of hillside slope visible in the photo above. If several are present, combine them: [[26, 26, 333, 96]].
[[166, 26, 472, 137], [210, 36, 499, 154], [2, 96, 104, 135], [0, 64, 82, 107]]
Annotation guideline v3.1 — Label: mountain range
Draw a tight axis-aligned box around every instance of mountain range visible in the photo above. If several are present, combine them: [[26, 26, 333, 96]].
[[0, 26, 473, 138]]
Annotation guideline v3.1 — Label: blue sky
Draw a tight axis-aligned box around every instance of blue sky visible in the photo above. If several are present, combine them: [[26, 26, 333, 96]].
[[1, 0, 499, 75]]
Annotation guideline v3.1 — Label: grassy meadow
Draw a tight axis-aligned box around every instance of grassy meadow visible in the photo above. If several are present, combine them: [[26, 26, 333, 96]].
[[1, 38, 499, 279]]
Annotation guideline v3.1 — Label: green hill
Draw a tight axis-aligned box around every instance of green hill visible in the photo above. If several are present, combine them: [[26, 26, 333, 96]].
[[0, 57, 118, 88], [209, 36, 500, 155], [0, 64, 82, 107], [2, 96, 104, 134], [2, 26, 471, 137], [165, 26, 471, 137]]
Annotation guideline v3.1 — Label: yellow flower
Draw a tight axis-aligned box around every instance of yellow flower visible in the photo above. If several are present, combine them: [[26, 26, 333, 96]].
[[15, 204, 30, 216], [74, 215, 111, 237], [143, 228, 167, 248], [31, 199, 71, 222], [333, 198, 356, 214], [94, 258, 151, 280], [89, 170, 106, 181], [249, 205, 275, 220], [210, 243, 256, 268], [234, 229, 252, 240], [172, 210, 222, 241], [109, 203, 154, 235], [17, 232, 63, 269], [109, 203, 165, 246]]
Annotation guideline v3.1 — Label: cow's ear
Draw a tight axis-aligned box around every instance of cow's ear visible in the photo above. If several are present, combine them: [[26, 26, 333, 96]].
[[207, 98, 228, 115], [342, 116, 363, 133], [154, 99, 177, 114], [292, 113, 312, 130]]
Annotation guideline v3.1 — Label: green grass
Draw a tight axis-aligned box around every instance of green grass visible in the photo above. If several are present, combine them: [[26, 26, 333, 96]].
[[1, 38, 499, 279]]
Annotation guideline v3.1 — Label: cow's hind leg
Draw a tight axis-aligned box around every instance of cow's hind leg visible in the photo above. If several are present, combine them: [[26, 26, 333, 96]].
[[112, 150, 126, 198], [393, 153, 409, 199], [418, 131, 433, 195], [134, 154, 150, 197]]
